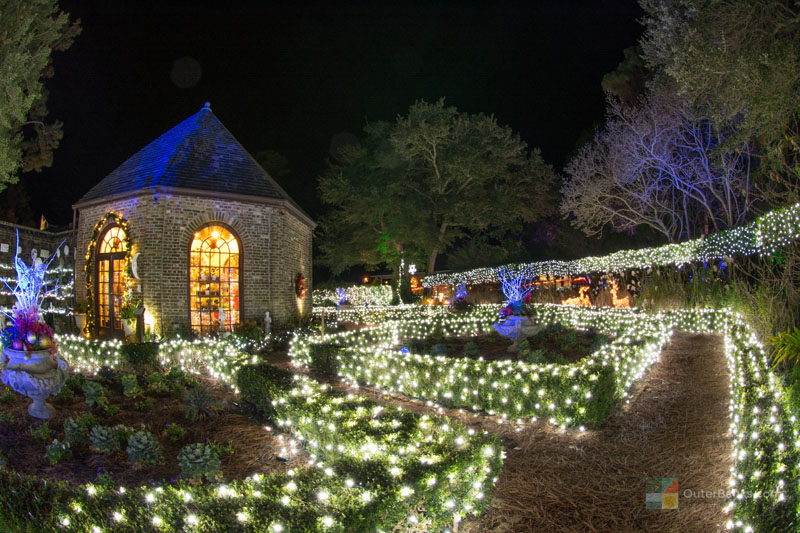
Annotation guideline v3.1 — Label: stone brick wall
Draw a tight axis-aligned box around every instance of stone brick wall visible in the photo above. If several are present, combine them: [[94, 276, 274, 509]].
[[75, 191, 313, 335]]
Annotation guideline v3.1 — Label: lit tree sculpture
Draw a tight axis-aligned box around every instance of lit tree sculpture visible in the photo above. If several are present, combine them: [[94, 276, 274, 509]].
[[2, 231, 64, 324], [493, 267, 539, 347], [1, 230, 69, 418], [335, 287, 350, 308]]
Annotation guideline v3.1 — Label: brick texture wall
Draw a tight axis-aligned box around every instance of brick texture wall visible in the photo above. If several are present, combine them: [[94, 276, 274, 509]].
[[75, 192, 313, 335]]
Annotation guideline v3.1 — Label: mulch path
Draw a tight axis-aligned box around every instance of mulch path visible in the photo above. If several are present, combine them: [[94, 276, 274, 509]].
[[465, 332, 733, 532]]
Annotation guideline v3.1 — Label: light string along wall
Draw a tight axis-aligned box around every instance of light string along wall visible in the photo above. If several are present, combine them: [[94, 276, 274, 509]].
[[423, 202, 800, 287]]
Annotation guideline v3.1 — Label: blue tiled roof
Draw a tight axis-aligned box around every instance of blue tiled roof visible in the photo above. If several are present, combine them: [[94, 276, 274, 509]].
[[77, 104, 299, 209]]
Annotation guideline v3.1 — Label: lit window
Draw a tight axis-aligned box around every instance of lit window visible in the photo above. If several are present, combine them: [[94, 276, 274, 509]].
[[96, 225, 128, 332], [190, 225, 240, 333]]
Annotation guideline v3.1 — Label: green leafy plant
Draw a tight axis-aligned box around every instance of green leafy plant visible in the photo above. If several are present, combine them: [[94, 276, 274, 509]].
[[126, 430, 163, 466], [589, 333, 611, 352], [120, 342, 159, 368], [308, 341, 341, 376], [134, 397, 156, 411], [103, 404, 120, 416], [63, 373, 86, 394], [29, 422, 51, 443], [89, 425, 129, 453], [183, 386, 221, 421], [164, 423, 187, 442], [559, 330, 578, 350], [145, 371, 169, 394], [0, 388, 16, 404], [45, 439, 72, 465], [463, 340, 480, 358], [63, 416, 95, 447], [209, 439, 235, 456], [177, 442, 221, 480], [119, 296, 141, 321], [165, 366, 188, 387], [516, 338, 531, 354], [0, 412, 12, 424], [768, 327, 800, 367], [82, 381, 108, 408], [120, 374, 143, 397], [55, 385, 75, 401], [526, 348, 547, 365]]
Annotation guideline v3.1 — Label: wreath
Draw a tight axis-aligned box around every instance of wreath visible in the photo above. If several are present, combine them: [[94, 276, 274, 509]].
[[295, 272, 307, 299]]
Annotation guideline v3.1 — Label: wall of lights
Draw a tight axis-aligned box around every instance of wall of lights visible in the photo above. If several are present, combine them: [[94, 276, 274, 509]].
[[423, 202, 800, 287]]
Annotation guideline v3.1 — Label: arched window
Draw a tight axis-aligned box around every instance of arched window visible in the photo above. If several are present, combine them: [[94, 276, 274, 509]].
[[96, 225, 128, 334], [189, 225, 240, 333]]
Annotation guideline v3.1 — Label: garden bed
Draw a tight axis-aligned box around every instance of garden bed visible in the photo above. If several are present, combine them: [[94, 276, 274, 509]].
[[402, 323, 612, 364], [0, 368, 305, 488]]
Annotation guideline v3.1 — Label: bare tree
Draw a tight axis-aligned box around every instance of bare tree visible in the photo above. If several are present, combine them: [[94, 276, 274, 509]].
[[562, 91, 756, 242]]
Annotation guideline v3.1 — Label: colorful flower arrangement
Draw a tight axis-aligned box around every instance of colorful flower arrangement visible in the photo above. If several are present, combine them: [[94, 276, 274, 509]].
[[1, 309, 58, 353]]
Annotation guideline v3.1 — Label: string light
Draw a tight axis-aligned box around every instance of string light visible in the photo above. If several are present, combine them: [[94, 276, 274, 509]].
[[423, 202, 800, 287]]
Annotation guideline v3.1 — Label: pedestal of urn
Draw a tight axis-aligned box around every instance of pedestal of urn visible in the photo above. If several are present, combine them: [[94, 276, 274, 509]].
[[1, 348, 68, 419]]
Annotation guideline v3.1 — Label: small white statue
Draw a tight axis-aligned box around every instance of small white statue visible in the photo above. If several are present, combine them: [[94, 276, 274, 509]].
[[263, 311, 272, 335], [218, 307, 227, 328]]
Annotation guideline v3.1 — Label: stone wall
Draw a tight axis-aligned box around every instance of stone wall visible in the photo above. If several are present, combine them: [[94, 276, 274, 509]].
[[75, 191, 313, 335]]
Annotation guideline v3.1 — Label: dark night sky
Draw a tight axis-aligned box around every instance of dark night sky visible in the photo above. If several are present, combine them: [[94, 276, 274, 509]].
[[31, 0, 644, 226]]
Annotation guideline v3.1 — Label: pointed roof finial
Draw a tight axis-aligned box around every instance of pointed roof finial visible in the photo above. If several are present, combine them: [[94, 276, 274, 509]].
[[202, 101, 212, 111]]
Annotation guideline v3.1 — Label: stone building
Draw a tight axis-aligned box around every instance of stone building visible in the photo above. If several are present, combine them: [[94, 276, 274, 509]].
[[69, 103, 314, 336]]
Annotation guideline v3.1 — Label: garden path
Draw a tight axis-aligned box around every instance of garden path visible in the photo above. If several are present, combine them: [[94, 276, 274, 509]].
[[272, 332, 732, 532]]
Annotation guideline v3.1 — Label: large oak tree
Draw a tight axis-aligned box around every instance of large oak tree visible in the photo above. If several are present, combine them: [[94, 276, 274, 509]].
[[318, 99, 555, 275]]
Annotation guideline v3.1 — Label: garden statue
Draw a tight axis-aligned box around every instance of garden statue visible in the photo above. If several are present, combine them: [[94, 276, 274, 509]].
[[263, 311, 272, 335], [1, 231, 69, 419], [335, 287, 351, 309], [492, 267, 542, 349], [449, 282, 471, 312]]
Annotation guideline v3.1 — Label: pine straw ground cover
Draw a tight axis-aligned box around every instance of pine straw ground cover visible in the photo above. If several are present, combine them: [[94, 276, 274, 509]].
[[275, 332, 732, 532]]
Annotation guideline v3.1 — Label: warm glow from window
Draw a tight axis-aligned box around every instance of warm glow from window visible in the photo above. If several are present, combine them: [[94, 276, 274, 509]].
[[96, 225, 128, 332], [190, 225, 240, 333], [99, 226, 127, 254]]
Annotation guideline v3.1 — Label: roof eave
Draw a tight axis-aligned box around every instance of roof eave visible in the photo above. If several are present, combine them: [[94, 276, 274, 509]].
[[73, 186, 317, 229]]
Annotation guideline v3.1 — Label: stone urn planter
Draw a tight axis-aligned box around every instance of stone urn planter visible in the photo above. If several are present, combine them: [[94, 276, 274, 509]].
[[1, 348, 69, 419], [74, 313, 86, 332], [122, 318, 136, 336], [493, 315, 544, 350]]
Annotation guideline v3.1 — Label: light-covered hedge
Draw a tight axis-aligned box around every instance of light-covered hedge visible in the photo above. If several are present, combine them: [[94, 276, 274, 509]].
[[292, 305, 670, 426], [13, 332, 502, 531], [312, 284, 394, 307]]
